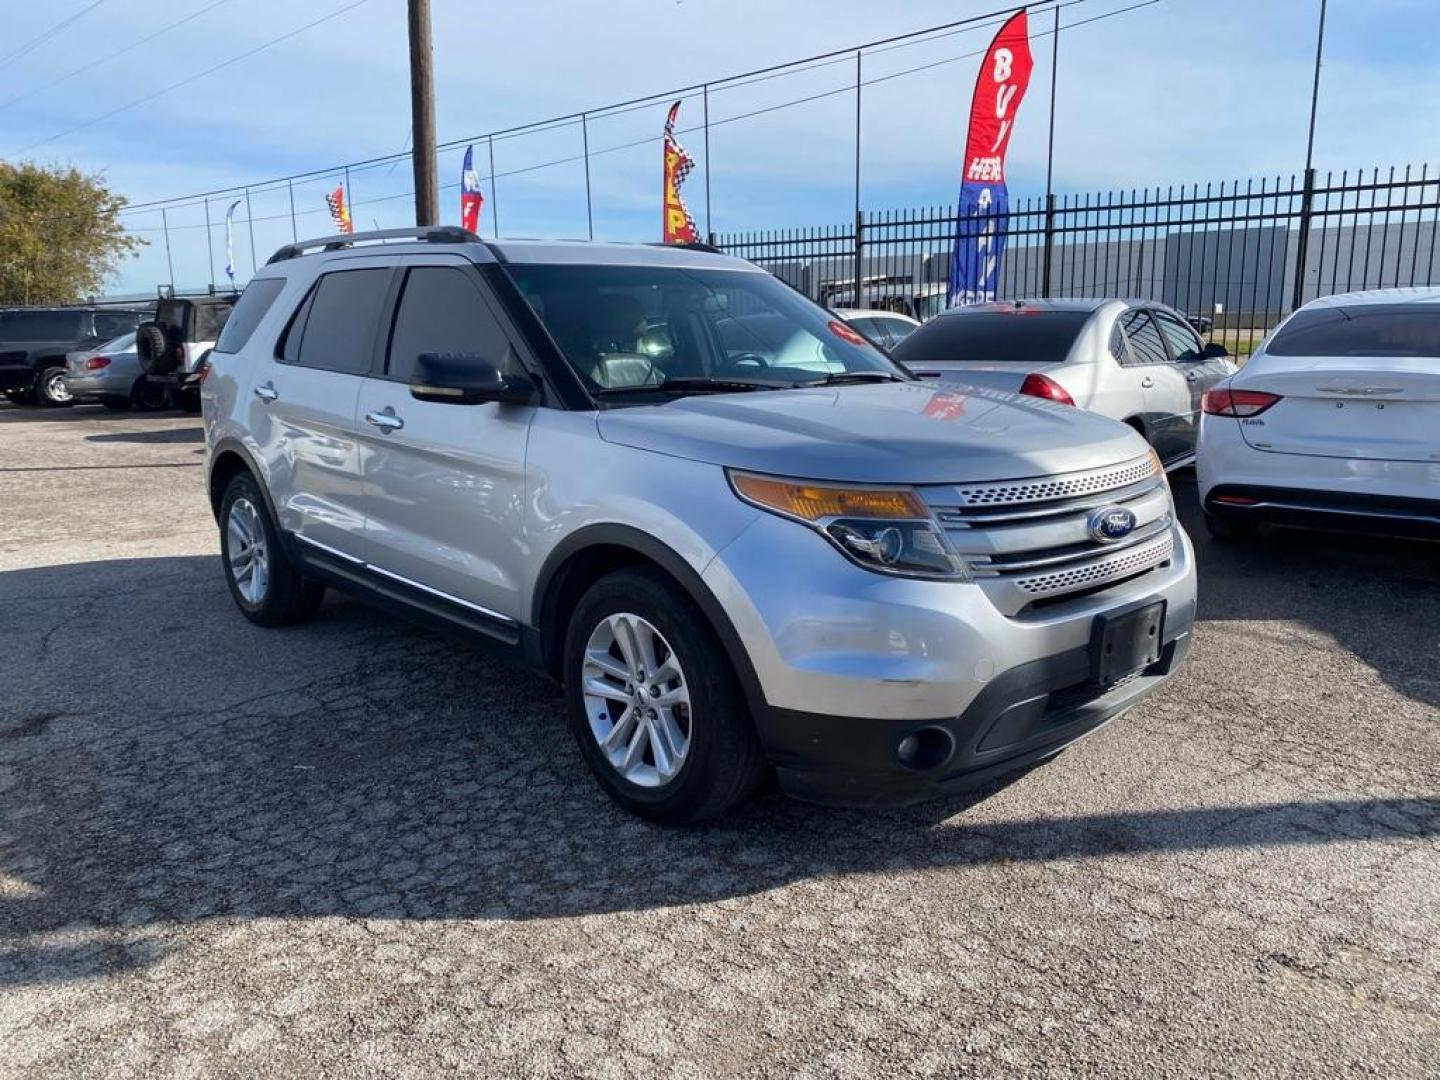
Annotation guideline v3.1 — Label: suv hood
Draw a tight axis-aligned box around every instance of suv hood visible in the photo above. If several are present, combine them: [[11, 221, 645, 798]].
[[596, 381, 1146, 484]]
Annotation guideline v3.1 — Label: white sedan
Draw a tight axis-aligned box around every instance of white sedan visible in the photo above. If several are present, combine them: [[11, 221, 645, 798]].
[[1197, 287, 1440, 542], [889, 298, 1235, 471]]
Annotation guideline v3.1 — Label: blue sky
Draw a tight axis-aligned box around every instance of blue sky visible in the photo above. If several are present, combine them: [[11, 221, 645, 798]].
[[3, 0, 1437, 293]]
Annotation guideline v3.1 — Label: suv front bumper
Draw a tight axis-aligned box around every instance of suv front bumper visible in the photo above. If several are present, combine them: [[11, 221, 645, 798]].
[[703, 513, 1197, 805]]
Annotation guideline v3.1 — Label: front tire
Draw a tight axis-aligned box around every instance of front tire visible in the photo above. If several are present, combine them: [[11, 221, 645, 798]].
[[219, 473, 324, 627], [563, 567, 766, 824]]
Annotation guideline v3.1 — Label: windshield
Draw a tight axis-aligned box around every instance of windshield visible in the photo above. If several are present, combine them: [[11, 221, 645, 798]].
[[1267, 304, 1440, 358], [892, 309, 1091, 366], [508, 263, 903, 398]]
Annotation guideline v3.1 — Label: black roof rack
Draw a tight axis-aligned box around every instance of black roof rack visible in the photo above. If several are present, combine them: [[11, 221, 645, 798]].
[[267, 225, 480, 265]]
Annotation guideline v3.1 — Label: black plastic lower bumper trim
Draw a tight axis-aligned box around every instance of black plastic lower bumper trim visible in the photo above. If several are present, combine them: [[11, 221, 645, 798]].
[[756, 629, 1192, 808]]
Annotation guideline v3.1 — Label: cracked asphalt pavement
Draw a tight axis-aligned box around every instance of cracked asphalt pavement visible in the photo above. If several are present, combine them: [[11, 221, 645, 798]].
[[1, 405, 1437, 1078]]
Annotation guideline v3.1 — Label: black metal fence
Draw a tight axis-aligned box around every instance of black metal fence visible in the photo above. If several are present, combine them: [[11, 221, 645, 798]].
[[715, 164, 1440, 356]]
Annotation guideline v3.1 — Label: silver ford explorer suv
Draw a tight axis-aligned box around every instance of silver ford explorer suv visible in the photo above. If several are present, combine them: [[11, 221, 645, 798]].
[[201, 227, 1197, 823]]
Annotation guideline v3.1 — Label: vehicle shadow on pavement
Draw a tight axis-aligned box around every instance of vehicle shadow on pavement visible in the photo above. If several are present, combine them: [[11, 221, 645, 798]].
[[84, 427, 205, 445], [2, 553, 1437, 988], [1171, 472, 1440, 710]]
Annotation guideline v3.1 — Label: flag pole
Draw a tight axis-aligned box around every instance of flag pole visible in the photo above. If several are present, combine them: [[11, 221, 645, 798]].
[[582, 112, 594, 240], [204, 198, 215, 291], [703, 84, 712, 239], [853, 50, 863, 308], [488, 135, 499, 237]]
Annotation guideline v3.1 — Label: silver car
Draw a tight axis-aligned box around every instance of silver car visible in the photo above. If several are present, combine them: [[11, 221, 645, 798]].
[[202, 228, 1197, 822], [891, 298, 1236, 469], [66, 332, 170, 411]]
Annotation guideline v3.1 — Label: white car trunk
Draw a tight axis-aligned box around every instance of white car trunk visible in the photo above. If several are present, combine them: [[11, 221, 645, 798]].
[[1235, 355, 1440, 464]]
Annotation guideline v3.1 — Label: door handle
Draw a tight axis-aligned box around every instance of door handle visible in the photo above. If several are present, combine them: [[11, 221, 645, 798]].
[[365, 408, 405, 432], [253, 381, 278, 403], [1140, 377, 1155, 388]]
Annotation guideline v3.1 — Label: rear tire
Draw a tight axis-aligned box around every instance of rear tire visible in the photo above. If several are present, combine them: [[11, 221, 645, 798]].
[[219, 472, 325, 627], [1203, 511, 1260, 543], [36, 366, 74, 407], [563, 566, 766, 824], [130, 377, 169, 412]]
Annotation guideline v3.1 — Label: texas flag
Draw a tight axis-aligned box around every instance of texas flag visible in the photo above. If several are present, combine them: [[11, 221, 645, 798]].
[[460, 145, 485, 234]]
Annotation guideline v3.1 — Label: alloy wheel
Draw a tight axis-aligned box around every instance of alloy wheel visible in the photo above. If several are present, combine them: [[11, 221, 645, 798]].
[[226, 497, 270, 605], [581, 612, 692, 787], [45, 371, 72, 403]]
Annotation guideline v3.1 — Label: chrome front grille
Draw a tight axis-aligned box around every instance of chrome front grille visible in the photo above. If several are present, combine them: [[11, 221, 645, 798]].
[[1013, 530, 1175, 597], [923, 454, 1176, 614], [949, 457, 1158, 509]]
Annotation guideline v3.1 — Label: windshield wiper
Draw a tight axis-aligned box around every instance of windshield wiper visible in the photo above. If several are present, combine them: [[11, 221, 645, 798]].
[[594, 377, 796, 396], [801, 371, 906, 386]]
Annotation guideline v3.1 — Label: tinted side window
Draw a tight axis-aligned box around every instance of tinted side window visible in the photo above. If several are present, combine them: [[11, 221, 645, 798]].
[[215, 279, 286, 354], [879, 317, 916, 343], [1118, 310, 1169, 365], [292, 269, 391, 374], [94, 311, 145, 339], [386, 267, 514, 382], [1108, 322, 1133, 365], [847, 317, 886, 346], [1, 310, 83, 341], [1153, 311, 1201, 363]]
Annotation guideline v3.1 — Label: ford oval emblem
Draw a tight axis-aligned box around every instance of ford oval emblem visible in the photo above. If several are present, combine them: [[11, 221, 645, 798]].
[[1088, 505, 1137, 543]]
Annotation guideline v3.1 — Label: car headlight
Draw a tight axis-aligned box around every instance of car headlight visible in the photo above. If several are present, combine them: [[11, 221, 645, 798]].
[[728, 471, 970, 581]]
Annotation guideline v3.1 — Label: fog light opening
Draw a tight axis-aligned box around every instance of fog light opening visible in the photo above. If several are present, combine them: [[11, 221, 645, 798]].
[[895, 726, 955, 771]]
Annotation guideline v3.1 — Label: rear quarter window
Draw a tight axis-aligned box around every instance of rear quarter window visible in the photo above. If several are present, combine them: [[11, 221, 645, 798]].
[[214, 279, 286, 354]]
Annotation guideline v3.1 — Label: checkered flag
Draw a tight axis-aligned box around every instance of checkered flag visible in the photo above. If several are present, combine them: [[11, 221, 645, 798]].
[[662, 100, 700, 245], [326, 185, 354, 234]]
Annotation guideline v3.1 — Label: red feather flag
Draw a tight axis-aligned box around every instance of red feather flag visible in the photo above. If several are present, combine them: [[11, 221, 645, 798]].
[[662, 101, 700, 245]]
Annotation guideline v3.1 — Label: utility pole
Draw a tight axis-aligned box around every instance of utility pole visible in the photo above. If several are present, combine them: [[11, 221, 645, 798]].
[[407, 0, 439, 226]]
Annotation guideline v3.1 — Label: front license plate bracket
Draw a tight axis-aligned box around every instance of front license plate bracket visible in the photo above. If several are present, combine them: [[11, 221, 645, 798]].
[[1090, 599, 1166, 685]]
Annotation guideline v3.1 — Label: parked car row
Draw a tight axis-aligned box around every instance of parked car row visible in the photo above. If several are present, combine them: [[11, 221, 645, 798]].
[[0, 293, 235, 413]]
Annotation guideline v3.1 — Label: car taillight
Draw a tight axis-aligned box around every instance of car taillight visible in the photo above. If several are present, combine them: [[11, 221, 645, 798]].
[[173, 344, 185, 361], [84, 356, 111, 370], [1202, 387, 1281, 417], [1018, 372, 1074, 406], [196, 356, 213, 383]]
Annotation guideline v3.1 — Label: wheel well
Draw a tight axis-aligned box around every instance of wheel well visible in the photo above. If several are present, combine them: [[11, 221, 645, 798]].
[[1123, 416, 1148, 438], [537, 543, 656, 678], [208, 450, 253, 518]]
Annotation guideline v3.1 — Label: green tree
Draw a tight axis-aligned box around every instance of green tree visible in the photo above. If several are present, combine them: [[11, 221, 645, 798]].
[[0, 162, 144, 305]]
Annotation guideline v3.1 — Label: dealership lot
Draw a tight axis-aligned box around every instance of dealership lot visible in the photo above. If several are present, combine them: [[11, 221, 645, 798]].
[[1, 405, 1437, 1077]]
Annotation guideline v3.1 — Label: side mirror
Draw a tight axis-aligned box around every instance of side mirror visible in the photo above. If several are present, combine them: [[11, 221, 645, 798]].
[[1202, 341, 1228, 360], [409, 351, 537, 405]]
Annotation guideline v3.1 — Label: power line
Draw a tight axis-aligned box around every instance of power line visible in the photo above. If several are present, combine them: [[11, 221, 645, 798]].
[[9, 0, 376, 156], [109, 0, 1081, 215], [0, 0, 233, 114], [0, 0, 108, 68], [118, 0, 1165, 236]]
